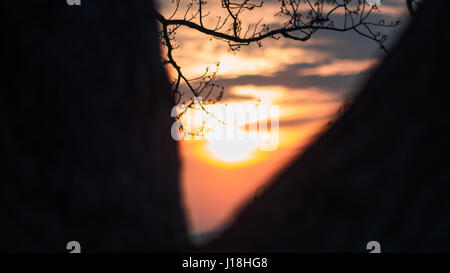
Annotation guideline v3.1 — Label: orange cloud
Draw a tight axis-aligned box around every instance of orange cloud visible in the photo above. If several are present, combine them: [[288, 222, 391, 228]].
[[299, 59, 379, 77]]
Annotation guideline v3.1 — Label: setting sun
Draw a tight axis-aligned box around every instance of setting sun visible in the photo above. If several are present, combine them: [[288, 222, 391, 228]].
[[206, 133, 261, 163], [176, 97, 278, 165]]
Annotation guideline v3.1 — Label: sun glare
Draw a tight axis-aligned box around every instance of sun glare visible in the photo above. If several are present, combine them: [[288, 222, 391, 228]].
[[206, 130, 262, 163], [177, 93, 279, 165]]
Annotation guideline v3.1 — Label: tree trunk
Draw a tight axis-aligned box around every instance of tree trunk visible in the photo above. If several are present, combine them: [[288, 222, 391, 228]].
[[208, 0, 450, 252], [1, 1, 188, 251]]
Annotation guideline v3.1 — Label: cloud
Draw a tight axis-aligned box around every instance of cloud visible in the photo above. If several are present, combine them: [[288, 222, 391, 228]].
[[160, 0, 407, 83], [169, 34, 331, 79], [216, 61, 372, 98], [298, 58, 379, 77]]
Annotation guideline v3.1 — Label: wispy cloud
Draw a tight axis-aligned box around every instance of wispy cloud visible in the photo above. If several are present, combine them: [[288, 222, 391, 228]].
[[299, 58, 379, 77]]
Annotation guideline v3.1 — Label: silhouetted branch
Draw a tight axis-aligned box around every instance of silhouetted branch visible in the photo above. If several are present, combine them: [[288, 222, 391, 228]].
[[157, 0, 400, 108]]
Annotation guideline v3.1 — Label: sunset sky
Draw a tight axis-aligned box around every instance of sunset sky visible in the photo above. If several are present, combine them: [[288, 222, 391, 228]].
[[157, 0, 409, 237]]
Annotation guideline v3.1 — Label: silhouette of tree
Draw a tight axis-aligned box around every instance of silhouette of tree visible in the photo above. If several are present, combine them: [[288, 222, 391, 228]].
[[155, 0, 401, 106], [1, 0, 189, 252]]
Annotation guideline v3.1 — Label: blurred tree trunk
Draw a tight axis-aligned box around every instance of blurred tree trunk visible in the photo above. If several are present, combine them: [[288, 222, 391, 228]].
[[1, 1, 188, 251], [208, 0, 450, 252]]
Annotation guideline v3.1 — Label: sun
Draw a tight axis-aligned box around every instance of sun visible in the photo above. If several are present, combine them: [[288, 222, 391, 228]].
[[206, 129, 262, 163], [176, 89, 280, 165]]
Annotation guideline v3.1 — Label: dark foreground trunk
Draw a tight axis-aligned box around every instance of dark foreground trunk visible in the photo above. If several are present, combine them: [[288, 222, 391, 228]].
[[208, 0, 450, 252], [1, 1, 188, 251], [2, 0, 450, 253]]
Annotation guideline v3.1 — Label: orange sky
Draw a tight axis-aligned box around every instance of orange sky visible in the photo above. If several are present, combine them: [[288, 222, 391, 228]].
[[157, 0, 408, 236]]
